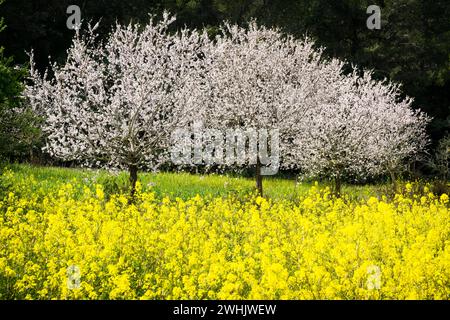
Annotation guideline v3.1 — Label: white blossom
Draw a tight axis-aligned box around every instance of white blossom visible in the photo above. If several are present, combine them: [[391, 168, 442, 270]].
[[25, 12, 207, 173], [25, 14, 429, 193]]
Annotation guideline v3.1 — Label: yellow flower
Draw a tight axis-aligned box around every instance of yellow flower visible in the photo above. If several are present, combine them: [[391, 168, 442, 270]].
[[95, 185, 105, 200], [367, 197, 378, 207], [420, 196, 427, 205], [405, 183, 412, 192], [1, 172, 449, 300], [255, 196, 265, 206], [440, 193, 448, 204]]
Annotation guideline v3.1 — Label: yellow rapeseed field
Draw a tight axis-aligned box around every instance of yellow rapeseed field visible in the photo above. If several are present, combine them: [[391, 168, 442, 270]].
[[0, 169, 449, 299]]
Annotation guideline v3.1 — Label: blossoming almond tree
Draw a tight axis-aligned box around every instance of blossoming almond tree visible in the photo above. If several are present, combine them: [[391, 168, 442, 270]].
[[195, 22, 429, 195], [361, 72, 430, 190], [25, 13, 429, 197], [192, 22, 346, 195], [292, 68, 429, 194], [25, 13, 207, 195]]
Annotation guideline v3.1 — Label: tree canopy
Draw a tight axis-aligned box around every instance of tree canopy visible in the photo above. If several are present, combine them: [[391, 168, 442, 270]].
[[26, 15, 428, 195], [0, 0, 448, 166]]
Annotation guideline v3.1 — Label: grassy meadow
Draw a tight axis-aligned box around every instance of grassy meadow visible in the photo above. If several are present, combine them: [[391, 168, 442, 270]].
[[2, 163, 393, 201]]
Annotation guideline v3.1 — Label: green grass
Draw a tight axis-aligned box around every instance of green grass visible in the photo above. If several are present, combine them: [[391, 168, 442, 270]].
[[2, 163, 391, 200]]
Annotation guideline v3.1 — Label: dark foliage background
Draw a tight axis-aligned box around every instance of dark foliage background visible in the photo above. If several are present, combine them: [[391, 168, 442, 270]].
[[0, 0, 448, 170]]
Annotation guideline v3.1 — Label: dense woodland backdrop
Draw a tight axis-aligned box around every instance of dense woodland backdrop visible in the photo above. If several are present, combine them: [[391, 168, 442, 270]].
[[0, 0, 449, 175]]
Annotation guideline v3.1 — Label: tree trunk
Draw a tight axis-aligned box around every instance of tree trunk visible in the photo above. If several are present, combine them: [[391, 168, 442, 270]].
[[129, 164, 138, 197], [256, 157, 263, 196], [389, 169, 398, 193], [334, 174, 342, 197]]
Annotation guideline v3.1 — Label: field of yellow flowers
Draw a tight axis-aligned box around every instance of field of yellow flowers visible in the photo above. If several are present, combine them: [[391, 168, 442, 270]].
[[0, 165, 449, 300]]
